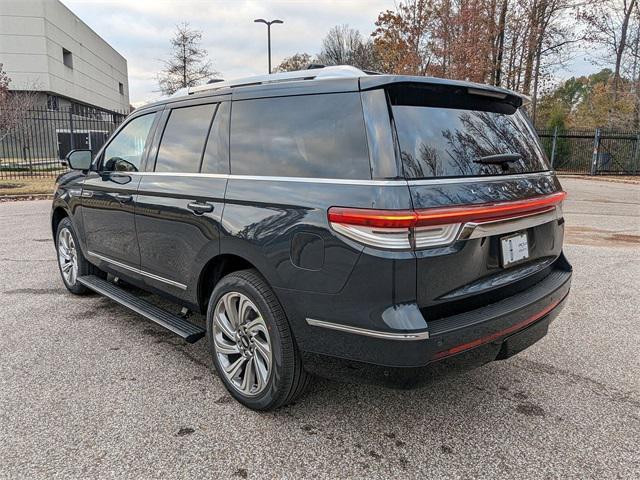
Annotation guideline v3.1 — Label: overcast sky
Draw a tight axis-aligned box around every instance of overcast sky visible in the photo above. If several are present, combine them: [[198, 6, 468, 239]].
[[63, 0, 596, 106]]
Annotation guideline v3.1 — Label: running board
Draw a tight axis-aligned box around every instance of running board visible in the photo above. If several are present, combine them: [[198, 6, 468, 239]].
[[77, 275, 205, 343]]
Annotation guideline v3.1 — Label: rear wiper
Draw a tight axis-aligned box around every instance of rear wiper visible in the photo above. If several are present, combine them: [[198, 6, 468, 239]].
[[474, 153, 522, 165]]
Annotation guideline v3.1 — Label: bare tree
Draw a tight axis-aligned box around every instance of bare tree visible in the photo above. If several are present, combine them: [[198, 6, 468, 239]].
[[581, 0, 638, 102], [0, 64, 39, 143], [317, 25, 380, 71], [627, 5, 640, 127], [524, 0, 586, 123], [0, 63, 9, 103], [274, 53, 313, 72], [157, 23, 217, 95], [492, 0, 509, 86]]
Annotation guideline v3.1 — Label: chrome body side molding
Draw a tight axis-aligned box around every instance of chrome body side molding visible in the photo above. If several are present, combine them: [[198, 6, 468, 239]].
[[128, 171, 406, 186], [87, 251, 188, 290], [125, 170, 553, 187]]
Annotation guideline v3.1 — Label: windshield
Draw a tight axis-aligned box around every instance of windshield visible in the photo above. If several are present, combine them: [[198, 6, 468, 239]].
[[392, 105, 550, 179]]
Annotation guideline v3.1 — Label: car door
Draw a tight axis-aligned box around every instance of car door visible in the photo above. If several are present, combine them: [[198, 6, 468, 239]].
[[135, 99, 229, 304], [81, 110, 160, 272]]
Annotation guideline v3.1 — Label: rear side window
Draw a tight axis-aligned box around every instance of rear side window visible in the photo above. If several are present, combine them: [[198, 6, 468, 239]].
[[390, 86, 549, 178], [155, 103, 216, 173], [230, 93, 371, 179]]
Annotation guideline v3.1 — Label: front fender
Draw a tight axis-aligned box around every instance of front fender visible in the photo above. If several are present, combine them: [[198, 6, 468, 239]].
[[51, 171, 86, 248]]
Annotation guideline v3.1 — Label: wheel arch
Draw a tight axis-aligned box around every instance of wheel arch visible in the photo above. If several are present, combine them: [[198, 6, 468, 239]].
[[196, 253, 262, 313], [51, 206, 70, 238]]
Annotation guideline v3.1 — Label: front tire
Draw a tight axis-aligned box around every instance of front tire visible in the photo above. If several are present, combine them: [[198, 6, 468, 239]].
[[55, 217, 100, 295], [206, 269, 310, 410]]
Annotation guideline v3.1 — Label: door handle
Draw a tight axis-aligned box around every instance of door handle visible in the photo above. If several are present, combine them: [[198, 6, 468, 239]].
[[187, 202, 214, 215], [115, 193, 133, 203]]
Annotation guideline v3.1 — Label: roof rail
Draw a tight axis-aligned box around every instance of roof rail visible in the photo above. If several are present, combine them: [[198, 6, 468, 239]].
[[172, 65, 367, 98]]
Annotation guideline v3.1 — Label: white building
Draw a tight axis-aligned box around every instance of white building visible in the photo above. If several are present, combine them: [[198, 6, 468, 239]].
[[0, 0, 129, 113]]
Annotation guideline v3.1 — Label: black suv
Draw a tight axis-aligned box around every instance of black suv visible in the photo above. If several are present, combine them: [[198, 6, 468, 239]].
[[52, 66, 572, 410]]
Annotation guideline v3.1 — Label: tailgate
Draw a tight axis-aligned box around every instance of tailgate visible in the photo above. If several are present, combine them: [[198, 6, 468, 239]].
[[384, 82, 566, 316], [410, 173, 565, 316]]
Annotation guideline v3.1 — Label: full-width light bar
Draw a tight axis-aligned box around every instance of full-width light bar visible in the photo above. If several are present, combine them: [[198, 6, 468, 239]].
[[328, 191, 566, 250], [414, 191, 566, 226], [328, 192, 566, 229]]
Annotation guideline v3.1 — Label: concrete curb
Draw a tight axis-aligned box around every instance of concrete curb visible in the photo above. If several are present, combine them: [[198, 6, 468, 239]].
[[0, 194, 54, 202], [557, 174, 640, 185]]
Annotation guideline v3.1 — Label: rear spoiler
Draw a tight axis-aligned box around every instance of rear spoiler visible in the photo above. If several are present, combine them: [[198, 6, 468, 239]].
[[359, 75, 525, 109]]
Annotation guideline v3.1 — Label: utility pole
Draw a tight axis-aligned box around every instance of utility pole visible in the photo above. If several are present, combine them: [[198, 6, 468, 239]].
[[254, 18, 283, 74]]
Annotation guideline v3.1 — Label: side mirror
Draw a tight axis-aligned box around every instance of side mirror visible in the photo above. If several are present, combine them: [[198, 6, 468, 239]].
[[65, 149, 92, 170]]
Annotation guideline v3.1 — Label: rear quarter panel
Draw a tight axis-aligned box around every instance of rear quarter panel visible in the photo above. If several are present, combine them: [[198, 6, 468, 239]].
[[220, 178, 413, 293]]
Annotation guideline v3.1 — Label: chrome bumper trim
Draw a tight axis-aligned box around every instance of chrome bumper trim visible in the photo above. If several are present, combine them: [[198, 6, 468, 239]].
[[458, 206, 562, 241], [306, 318, 430, 341]]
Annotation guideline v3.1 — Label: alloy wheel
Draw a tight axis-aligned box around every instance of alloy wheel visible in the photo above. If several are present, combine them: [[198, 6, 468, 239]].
[[57, 227, 78, 286], [213, 292, 273, 396]]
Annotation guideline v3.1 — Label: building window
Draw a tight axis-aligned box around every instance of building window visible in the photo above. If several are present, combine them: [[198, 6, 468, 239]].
[[62, 48, 73, 68], [47, 95, 59, 111], [119, 82, 124, 95]]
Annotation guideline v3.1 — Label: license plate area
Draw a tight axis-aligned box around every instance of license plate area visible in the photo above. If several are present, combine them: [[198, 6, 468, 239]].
[[500, 231, 529, 267]]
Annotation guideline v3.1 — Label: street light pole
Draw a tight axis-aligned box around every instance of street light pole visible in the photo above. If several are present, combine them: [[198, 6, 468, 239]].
[[254, 18, 283, 74]]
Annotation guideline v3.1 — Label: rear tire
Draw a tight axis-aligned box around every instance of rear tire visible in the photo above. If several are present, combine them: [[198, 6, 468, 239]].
[[206, 269, 310, 411], [55, 217, 102, 295]]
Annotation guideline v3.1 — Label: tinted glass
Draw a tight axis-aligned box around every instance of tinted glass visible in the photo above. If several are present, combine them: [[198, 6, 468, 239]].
[[393, 106, 549, 178], [103, 113, 156, 172], [230, 93, 371, 179], [361, 89, 397, 179], [201, 102, 230, 174], [155, 103, 216, 173]]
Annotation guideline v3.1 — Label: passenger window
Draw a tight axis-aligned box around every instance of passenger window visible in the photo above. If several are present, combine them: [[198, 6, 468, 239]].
[[155, 103, 216, 173], [201, 102, 230, 174], [102, 113, 156, 172], [230, 93, 371, 179]]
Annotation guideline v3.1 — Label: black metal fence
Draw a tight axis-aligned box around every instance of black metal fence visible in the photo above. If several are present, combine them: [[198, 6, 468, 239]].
[[538, 128, 640, 175], [0, 107, 127, 179], [1, 107, 639, 178]]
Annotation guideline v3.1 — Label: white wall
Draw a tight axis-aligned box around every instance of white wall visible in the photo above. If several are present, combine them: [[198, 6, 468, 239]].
[[0, 0, 129, 111]]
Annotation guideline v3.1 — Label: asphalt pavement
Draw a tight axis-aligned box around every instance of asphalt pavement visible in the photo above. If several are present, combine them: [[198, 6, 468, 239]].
[[0, 177, 638, 479]]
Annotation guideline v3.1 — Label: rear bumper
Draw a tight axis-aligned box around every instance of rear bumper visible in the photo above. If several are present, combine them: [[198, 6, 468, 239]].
[[276, 254, 571, 372], [301, 309, 559, 389]]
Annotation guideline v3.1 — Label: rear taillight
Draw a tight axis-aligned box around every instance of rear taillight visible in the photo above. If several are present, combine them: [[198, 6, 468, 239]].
[[328, 191, 566, 250]]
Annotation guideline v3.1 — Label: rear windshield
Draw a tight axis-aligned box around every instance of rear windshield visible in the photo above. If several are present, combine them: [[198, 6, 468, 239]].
[[391, 90, 549, 179]]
